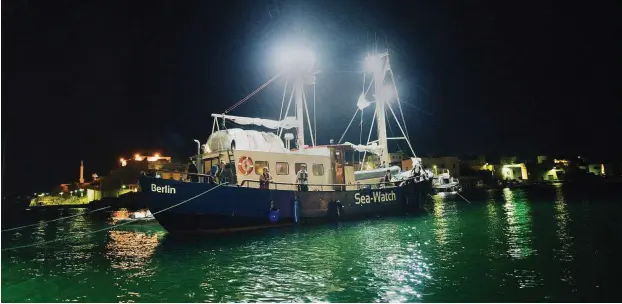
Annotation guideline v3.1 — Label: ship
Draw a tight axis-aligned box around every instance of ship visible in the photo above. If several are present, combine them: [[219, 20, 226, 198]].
[[139, 48, 434, 233]]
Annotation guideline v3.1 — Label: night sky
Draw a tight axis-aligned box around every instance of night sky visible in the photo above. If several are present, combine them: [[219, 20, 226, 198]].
[[3, 0, 621, 195]]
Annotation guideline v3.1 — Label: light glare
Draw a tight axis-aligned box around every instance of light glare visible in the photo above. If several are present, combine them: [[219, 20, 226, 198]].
[[275, 46, 316, 72]]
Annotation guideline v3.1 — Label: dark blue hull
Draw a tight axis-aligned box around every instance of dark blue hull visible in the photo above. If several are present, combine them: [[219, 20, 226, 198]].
[[139, 176, 432, 233]]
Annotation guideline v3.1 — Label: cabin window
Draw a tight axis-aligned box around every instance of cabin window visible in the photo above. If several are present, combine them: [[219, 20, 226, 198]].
[[276, 162, 289, 175], [254, 161, 269, 175], [295, 163, 307, 173], [312, 164, 324, 176]]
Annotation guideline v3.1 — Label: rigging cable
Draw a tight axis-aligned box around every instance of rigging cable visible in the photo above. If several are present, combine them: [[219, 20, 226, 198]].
[[386, 114, 404, 154], [389, 67, 410, 140], [278, 88, 296, 137], [361, 108, 378, 169], [338, 110, 359, 144], [313, 78, 317, 145], [359, 72, 366, 163], [1, 183, 227, 252], [224, 73, 282, 114], [2, 206, 111, 232], [278, 78, 288, 122], [338, 71, 371, 145], [386, 101, 416, 158], [301, 87, 316, 147]]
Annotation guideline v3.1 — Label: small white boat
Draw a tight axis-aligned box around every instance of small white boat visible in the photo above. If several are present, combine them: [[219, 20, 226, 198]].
[[115, 210, 156, 224], [432, 169, 462, 193]]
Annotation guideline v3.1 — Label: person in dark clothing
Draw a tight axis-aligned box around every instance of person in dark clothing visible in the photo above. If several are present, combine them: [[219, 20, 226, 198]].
[[188, 159, 198, 182], [219, 163, 233, 184], [260, 167, 273, 189], [382, 170, 392, 187]]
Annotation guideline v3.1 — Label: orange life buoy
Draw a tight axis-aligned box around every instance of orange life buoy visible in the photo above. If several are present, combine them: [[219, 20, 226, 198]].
[[237, 156, 254, 175]]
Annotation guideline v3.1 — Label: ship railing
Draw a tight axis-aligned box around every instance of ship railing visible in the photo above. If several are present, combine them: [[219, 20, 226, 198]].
[[239, 175, 427, 191], [150, 171, 429, 191], [238, 180, 400, 191], [149, 171, 216, 184]]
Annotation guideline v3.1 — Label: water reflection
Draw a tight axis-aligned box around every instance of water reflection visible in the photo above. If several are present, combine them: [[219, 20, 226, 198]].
[[4, 185, 621, 302], [356, 222, 429, 302], [105, 229, 163, 272], [431, 194, 459, 256], [486, 191, 505, 258], [502, 189, 535, 259], [502, 189, 540, 289], [554, 184, 575, 285], [59, 209, 97, 276], [432, 195, 448, 247]]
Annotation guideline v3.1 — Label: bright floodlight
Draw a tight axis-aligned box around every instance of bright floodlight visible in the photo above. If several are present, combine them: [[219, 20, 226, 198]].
[[365, 55, 383, 73], [275, 46, 316, 72]]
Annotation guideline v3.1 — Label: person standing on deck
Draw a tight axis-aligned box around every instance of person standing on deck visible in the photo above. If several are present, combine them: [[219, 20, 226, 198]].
[[217, 160, 225, 177], [381, 169, 392, 188], [259, 167, 273, 189], [296, 165, 309, 192], [188, 159, 198, 182], [219, 163, 233, 184]]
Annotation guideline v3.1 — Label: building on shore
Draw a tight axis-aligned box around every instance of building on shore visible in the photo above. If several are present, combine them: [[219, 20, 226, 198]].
[[419, 156, 460, 178]]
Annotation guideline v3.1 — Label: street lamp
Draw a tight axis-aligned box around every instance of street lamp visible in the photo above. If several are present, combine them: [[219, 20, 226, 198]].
[[193, 139, 202, 174]]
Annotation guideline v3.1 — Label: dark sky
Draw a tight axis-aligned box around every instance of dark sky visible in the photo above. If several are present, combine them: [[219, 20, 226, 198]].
[[3, 0, 621, 195]]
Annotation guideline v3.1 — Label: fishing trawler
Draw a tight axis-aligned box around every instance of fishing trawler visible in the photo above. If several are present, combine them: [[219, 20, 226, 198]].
[[139, 47, 433, 233]]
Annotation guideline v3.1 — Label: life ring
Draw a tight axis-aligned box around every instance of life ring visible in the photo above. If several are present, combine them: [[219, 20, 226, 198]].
[[237, 156, 254, 175]]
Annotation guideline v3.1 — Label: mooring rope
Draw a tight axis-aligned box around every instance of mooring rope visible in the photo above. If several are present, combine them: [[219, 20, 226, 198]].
[[456, 192, 472, 204], [2, 206, 112, 232], [1, 183, 227, 252]]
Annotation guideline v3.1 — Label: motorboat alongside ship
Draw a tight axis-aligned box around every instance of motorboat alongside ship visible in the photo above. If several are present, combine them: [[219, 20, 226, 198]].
[[432, 169, 462, 194], [113, 209, 156, 224], [140, 48, 434, 233]]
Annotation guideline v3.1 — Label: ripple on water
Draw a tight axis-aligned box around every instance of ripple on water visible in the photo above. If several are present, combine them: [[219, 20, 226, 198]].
[[2, 187, 622, 302]]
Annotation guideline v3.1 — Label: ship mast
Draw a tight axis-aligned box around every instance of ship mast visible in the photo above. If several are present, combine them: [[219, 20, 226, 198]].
[[340, 49, 416, 169], [294, 73, 305, 150], [276, 46, 317, 151], [372, 52, 391, 165]]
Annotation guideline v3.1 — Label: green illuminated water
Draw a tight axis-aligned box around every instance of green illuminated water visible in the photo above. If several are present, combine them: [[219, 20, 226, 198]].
[[2, 184, 621, 302]]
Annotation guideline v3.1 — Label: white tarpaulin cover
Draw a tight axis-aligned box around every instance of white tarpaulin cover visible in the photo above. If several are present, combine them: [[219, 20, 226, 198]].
[[342, 142, 385, 156], [356, 94, 372, 110], [206, 128, 289, 153], [211, 114, 298, 130]]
